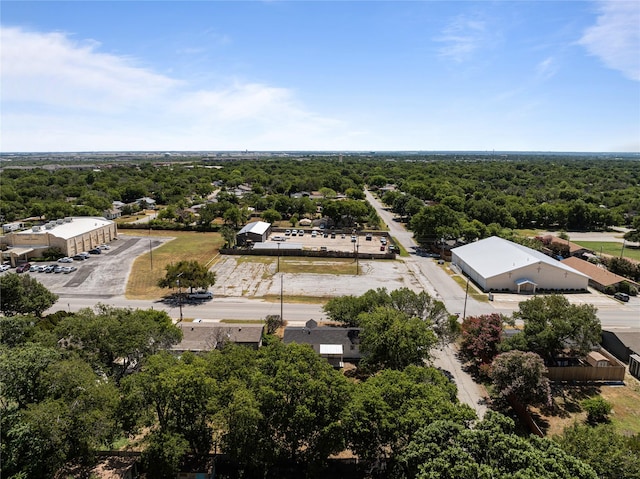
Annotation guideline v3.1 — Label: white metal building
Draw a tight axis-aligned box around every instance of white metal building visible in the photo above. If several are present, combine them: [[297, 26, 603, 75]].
[[451, 236, 589, 293]]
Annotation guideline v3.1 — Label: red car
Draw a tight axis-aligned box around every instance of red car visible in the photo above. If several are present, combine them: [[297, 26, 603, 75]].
[[16, 263, 31, 273]]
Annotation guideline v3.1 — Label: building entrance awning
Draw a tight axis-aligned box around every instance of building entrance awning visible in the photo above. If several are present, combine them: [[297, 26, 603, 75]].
[[8, 247, 34, 257], [515, 278, 537, 294]]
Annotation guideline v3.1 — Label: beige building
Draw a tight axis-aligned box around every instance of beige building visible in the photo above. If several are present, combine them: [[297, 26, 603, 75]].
[[2, 217, 117, 265]]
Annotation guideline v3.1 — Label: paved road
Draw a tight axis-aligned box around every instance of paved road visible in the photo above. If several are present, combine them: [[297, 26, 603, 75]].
[[365, 189, 489, 417]]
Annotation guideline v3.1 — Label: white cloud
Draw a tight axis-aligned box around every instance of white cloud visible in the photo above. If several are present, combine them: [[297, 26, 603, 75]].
[[535, 56, 559, 81], [0, 26, 352, 151], [435, 15, 487, 63], [578, 0, 640, 81]]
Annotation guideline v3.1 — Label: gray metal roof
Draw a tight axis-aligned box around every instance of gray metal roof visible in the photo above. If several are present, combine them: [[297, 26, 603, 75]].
[[283, 326, 362, 360], [452, 236, 588, 280]]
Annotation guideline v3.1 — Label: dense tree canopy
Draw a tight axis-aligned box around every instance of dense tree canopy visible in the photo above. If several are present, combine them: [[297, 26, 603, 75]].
[[397, 412, 598, 479], [505, 295, 601, 362], [157, 260, 217, 293], [0, 273, 58, 317]]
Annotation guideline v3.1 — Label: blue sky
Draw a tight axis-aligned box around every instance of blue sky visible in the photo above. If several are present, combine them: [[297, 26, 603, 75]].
[[1, 1, 639, 152]]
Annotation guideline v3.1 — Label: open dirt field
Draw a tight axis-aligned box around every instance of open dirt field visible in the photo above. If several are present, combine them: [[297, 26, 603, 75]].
[[210, 255, 421, 299]]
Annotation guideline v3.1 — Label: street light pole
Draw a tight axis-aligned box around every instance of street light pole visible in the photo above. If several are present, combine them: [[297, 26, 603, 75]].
[[280, 273, 283, 322], [462, 276, 470, 320], [277, 242, 280, 273]]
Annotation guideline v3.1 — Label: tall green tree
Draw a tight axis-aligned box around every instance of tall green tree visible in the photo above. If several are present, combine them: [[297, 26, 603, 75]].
[[0, 273, 58, 317], [157, 260, 217, 293], [490, 350, 551, 408], [506, 295, 601, 362], [343, 366, 475, 471], [359, 306, 438, 372], [398, 412, 598, 479]]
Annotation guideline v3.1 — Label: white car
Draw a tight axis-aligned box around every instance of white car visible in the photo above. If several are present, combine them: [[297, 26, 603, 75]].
[[0, 264, 10, 272], [99, 244, 111, 250], [188, 290, 213, 300], [58, 257, 73, 263]]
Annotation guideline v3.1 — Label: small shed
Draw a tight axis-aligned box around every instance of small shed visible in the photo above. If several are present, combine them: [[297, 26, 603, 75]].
[[586, 351, 610, 368], [236, 221, 272, 245]]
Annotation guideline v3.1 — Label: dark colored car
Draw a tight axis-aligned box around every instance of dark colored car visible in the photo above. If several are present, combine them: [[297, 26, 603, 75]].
[[72, 254, 87, 261], [89, 248, 102, 255], [16, 263, 31, 273]]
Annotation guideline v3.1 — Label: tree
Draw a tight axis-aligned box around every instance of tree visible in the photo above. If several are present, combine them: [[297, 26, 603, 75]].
[[0, 343, 60, 409], [261, 208, 282, 224], [219, 225, 237, 248], [555, 424, 640, 479], [490, 350, 551, 408], [507, 295, 601, 362], [359, 306, 438, 372], [222, 341, 349, 474], [0, 273, 58, 317], [581, 396, 612, 424], [157, 260, 217, 293], [142, 431, 190, 479], [460, 313, 507, 373], [54, 306, 182, 381], [397, 412, 598, 479], [122, 352, 216, 458], [343, 366, 475, 472]]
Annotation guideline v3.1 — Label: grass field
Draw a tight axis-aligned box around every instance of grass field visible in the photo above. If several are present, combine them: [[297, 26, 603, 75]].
[[123, 230, 224, 299], [572, 241, 640, 262], [533, 373, 640, 438]]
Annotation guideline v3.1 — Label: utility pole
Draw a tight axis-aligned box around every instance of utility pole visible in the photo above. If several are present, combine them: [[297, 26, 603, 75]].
[[462, 276, 470, 320], [277, 242, 280, 273], [280, 274, 283, 322], [176, 272, 184, 323]]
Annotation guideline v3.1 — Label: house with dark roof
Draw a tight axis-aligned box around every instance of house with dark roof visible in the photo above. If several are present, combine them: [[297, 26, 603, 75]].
[[283, 319, 361, 367], [171, 323, 264, 353]]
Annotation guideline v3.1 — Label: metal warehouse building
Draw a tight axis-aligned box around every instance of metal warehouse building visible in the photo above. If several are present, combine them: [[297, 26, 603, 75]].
[[236, 221, 272, 246], [451, 236, 589, 293], [2, 217, 117, 265]]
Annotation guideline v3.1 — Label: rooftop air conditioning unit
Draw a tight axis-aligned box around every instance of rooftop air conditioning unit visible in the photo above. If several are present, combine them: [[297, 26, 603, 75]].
[[64, 217, 72, 223], [45, 223, 54, 229], [56, 219, 64, 225], [32, 225, 42, 232]]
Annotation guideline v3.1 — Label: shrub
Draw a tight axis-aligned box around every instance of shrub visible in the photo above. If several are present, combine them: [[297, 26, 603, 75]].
[[582, 396, 612, 424]]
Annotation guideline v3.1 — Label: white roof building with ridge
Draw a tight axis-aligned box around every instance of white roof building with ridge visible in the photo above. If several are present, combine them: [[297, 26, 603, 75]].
[[451, 236, 589, 293]]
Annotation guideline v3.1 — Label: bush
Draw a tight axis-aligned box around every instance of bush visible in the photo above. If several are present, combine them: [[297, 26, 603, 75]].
[[582, 396, 612, 424]]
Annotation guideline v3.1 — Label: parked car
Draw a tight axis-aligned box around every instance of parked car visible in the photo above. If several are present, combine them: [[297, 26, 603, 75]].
[[99, 244, 111, 250], [0, 264, 10, 272], [188, 290, 213, 300], [54, 265, 64, 273], [614, 292, 630, 302], [58, 257, 73, 263], [89, 248, 102, 255], [311, 231, 317, 238], [29, 265, 39, 272], [298, 230, 305, 236], [16, 263, 31, 273], [62, 266, 77, 274], [351, 235, 357, 242], [285, 230, 291, 236], [366, 234, 372, 241], [44, 265, 55, 273], [380, 245, 385, 251], [37, 265, 48, 272], [72, 254, 87, 261]]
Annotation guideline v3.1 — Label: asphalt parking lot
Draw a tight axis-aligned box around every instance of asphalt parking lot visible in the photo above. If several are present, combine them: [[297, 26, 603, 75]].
[[2, 235, 167, 298]]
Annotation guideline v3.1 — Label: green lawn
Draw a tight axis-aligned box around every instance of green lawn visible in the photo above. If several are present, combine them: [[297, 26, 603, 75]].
[[572, 241, 640, 262]]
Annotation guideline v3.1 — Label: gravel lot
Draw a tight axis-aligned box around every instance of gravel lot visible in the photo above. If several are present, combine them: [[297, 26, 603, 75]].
[[211, 256, 421, 298]]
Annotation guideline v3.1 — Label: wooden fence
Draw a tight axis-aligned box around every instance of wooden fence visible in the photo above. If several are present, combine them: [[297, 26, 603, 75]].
[[221, 247, 395, 260], [546, 349, 626, 382]]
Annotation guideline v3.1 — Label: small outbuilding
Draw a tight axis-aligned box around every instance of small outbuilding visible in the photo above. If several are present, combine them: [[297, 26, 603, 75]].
[[451, 236, 589, 293], [236, 221, 272, 246]]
